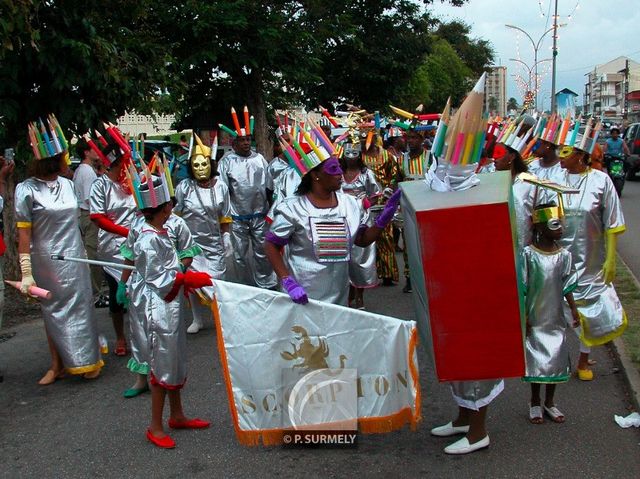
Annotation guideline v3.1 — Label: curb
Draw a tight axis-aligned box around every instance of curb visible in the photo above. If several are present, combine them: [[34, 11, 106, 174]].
[[612, 338, 640, 411], [611, 255, 640, 411]]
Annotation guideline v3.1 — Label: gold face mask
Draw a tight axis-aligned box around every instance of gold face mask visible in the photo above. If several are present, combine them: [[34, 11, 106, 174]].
[[192, 155, 211, 181]]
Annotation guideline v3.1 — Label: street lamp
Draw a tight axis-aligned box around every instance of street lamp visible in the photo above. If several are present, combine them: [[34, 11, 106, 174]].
[[506, 23, 565, 111], [509, 58, 552, 111]]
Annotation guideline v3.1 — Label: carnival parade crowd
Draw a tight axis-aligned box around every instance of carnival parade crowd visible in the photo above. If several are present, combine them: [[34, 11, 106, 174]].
[[0, 98, 627, 455]]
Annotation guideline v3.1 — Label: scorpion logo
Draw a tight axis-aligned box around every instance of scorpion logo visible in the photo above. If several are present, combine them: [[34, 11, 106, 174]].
[[281, 326, 347, 372]]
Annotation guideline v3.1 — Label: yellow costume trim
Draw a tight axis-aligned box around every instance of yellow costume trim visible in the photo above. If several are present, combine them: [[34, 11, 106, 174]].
[[17, 222, 32, 228], [219, 216, 233, 224], [607, 225, 626, 235], [66, 359, 105, 375], [579, 310, 628, 347]]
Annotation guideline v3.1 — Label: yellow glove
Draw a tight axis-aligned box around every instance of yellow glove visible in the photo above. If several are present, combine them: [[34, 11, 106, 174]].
[[602, 230, 618, 285], [19, 253, 36, 295]]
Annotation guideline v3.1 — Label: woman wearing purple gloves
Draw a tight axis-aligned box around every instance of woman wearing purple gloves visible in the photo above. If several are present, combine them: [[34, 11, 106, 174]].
[[264, 156, 401, 306]]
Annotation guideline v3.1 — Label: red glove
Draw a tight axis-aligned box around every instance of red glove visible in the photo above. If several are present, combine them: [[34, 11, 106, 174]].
[[90, 213, 129, 238], [164, 271, 213, 301], [183, 271, 213, 293]]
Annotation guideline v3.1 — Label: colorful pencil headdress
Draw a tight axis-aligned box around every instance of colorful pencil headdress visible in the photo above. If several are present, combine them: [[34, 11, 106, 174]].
[[27, 114, 69, 160], [125, 156, 175, 210], [276, 114, 335, 177], [388, 103, 441, 133], [84, 123, 132, 167], [497, 116, 537, 156], [561, 116, 601, 156], [218, 106, 254, 138], [527, 112, 573, 147], [438, 74, 488, 165]]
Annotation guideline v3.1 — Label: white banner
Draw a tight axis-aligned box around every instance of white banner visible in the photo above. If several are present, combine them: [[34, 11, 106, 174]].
[[211, 280, 421, 446]]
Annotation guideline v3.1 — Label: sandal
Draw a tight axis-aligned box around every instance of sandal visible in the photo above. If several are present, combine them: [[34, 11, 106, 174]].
[[529, 405, 543, 424], [38, 369, 65, 385], [543, 405, 565, 423]]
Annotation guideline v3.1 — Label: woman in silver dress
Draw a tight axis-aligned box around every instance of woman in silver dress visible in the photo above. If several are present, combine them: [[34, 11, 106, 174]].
[[558, 145, 626, 381], [174, 135, 233, 333], [17, 149, 102, 384], [264, 156, 400, 307], [89, 136, 137, 356], [339, 142, 381, 309]]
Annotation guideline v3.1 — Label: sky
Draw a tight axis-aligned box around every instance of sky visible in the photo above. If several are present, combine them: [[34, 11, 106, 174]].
[[430, 0, 640, 109]]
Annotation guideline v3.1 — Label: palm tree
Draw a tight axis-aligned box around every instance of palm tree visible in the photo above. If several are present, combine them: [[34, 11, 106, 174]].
[[507, 97, 519, 112]]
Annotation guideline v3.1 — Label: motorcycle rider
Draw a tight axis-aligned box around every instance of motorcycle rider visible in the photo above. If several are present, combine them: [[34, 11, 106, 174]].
[[602, 126, 630, 167]]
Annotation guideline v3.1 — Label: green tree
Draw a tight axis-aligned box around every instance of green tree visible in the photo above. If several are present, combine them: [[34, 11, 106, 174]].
[[306, 1, 434, 112], [0, 0, 173, 278], [488, 96, 498, 113], [0, 0, 172, 148], [394, 39, 472, 112], [507, 97, 520, 112], [165, 1, 473, 154], [432, 20, 494, 75]]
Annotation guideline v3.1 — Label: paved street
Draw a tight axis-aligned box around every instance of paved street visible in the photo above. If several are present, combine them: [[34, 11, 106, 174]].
[[1, 250, 639, 479], [618, 180, 640, 279]]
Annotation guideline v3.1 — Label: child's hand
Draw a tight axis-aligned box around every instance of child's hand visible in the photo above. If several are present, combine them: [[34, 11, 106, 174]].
[[571, 307, 580, 328]]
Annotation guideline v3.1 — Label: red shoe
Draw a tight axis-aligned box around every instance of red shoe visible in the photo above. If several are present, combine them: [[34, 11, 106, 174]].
[[168, 418, 211, 429], [146, 429, 176, 449]]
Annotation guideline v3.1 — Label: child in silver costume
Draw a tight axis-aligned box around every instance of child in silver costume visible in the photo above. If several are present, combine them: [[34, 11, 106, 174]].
[[522, 203, 580, 424], [118, 213, 200, 398], [132, 178, 212, 449]]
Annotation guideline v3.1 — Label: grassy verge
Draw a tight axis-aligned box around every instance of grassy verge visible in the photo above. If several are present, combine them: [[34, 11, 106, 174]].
[[616, 255, 640, 371]]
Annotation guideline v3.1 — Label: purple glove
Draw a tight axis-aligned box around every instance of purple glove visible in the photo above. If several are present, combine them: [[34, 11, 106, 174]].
[[282, 276, 309, 304], [374, 189, 402, 229]]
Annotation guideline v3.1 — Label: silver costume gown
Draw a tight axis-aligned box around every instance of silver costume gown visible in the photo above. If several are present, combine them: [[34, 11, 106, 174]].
[[89, 175, 136, 281], [557, 168, 626, 345], [522, 246, 578, 383], [121, 214, 199, 375], [15, 177, 102, 374], [132, 223, 192, 388], [218, 151, 277, 288], [341, 169, 381, 288], [174, 178, 231, 327], [269, 192, 366, 306]]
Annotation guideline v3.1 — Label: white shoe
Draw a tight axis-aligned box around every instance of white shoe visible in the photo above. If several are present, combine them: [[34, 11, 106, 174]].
[[430, 421, 470, 437], [444, 436, 490, 455], [187, 321, 202, 334]]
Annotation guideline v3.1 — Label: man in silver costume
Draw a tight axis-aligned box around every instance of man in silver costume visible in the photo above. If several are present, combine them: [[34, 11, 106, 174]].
[[217, 134, 277, 289]]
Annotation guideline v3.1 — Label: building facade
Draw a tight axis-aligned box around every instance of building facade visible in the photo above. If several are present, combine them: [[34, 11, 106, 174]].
[[583, 56, 640, 123], [484, 66, 507, 117], [116, 111, 177, 138]]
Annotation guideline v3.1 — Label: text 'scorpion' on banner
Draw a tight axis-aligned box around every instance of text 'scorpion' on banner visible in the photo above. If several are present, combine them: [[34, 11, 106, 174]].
[[211, 280, 421, 446]]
